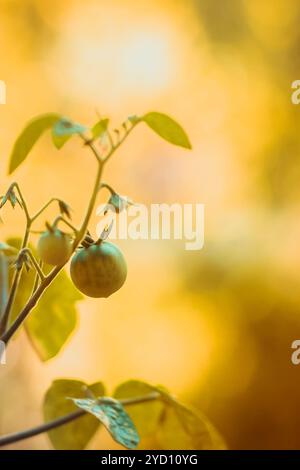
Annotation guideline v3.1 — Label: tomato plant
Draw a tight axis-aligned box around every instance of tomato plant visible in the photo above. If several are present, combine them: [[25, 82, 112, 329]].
[[0, 111, 225, 450]]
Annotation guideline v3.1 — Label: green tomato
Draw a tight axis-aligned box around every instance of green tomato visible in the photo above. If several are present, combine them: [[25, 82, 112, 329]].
[[37, 229, 72, 266], [70, 241, 127, 298]]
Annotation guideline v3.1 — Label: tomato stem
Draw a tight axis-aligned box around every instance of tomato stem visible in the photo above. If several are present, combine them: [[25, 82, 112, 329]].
[[52, 216, 78, 235], [0, 252, 8, 319]]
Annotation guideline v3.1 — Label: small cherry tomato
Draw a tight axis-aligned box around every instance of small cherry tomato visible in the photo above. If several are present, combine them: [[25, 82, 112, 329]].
[[37, 229, 72, 266], [70, 241, 127, 298]]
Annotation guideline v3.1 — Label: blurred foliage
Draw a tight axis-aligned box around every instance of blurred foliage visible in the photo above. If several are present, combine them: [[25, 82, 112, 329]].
[[114, 380, 164, 438], [177, 238, 300, 449], [44, 379, 105, 450], [114, 380, 226, 450], [43, 378, 225, 450], [8, 238, 82, 361]]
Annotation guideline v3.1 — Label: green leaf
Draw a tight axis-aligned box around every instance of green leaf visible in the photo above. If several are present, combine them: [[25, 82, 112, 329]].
[[9, 113, 61, 174], [52, 133, 72, 150], [114, 380, 226, 450], [0, 187, 23, 209], [157, 393, 227, 450], [142, 112, 192, 149], [25, 270, 82, 360], [71, 396, 139, 449], [114, 380, 164, 438], [91, 118, 109, 139], [44, 379, 105, 450], [52, 118, 87, 149], [7, 238, 83, 361]]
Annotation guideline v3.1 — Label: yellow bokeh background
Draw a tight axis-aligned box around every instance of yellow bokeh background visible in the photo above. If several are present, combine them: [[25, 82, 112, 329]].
[[1, 0, 300, 449]]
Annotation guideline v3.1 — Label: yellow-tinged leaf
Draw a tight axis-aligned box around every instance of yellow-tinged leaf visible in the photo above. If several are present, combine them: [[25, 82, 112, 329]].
[[44, 379, 105, 450], [114, 380, 164, 438], [142, 112, 192, 149], [9, 113, 60, 174]]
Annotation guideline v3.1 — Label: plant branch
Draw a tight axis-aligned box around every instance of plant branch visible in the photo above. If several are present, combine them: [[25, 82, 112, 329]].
[[30, 262, 42, 296], [11, 183, 31, 223], [0, 392, 160, 448], [103, 121, 137, 163], [99, 182, 116, 195], [0, 218, 31, 335], [0, 252, 8, 319], [0, 183, 36, 333], [31, 198, 60, 223], [0, 122, 138, 344], [73, 161, 104, 247], [0, 265, 62, 343], [80, 134, 102, 163]]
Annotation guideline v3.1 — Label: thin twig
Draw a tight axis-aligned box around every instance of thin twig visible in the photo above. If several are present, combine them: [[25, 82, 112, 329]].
[[0, 184, 32, 333], [0, 392, 160, 447], [103, 121, 137, 164], [52, 216, 78, 235], [0, 252, 8, 319], [0, 265, 62, 343], [31, 198, 60, 223], [0, 229, 30, 335], [12, 183, 31, 223]]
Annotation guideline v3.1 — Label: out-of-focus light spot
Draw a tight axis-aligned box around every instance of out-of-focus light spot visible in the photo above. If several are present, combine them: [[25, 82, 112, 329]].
[[118, 31, 173, 92], [48, 3, 180, 105]]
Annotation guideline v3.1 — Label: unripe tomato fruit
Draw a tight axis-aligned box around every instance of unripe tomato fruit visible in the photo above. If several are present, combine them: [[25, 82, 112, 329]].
[[70, 241, 127, 298], [37, 229, 72, 266]]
